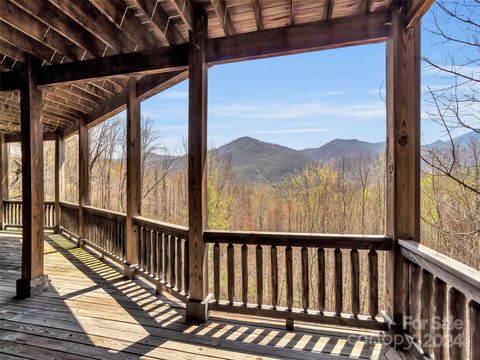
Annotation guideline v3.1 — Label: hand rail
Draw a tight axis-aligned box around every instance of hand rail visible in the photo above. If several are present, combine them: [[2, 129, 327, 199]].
[[59, 201, 79, 210], [133, 215, 188, 239], [83, 205, 126, 221], [399, 239, 480, 304], [204, 230, 392, 250]]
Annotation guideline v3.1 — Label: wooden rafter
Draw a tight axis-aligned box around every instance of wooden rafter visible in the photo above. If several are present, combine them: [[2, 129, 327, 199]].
[[129, 0, 184, 45], [252, 0, 263, 31], [169, 0, 193, 31], [325, 0, 334, 19], [88, 0, 159, 50], [0, 38, 26, 63], [210, 0, 234, 36], [406, 0, 435, 29], [291, 0, 296, 25]]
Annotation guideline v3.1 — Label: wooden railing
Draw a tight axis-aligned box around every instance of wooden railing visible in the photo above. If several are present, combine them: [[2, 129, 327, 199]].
[[204, 230, 392, 330], [133, 216, 189, 301], [399, 240, 480, 360], [84, 206, 126, 261], [3, 200, 55, 228], [59, 202, 79, 236]]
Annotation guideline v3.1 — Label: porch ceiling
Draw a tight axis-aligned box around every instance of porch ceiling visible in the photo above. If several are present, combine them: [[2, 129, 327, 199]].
[[0, 0, 430, 137]]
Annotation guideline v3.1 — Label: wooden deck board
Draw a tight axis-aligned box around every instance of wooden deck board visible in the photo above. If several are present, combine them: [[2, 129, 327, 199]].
[[0, 231, 415, 359]]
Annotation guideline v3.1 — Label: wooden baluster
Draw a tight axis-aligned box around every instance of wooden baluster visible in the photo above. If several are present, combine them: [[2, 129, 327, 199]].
[[271, 245, 278, 309], [176, 237, 182, 291], [151, 230, 157, 277], [227, 243, 235, 305], [409, 263, 422, 340], [170, 236, 176, 288], [241, 244, 248, 306], [470, 300, 479, 360], [139, 227, 145, 270], [433, 278, 446, 360], [286, 245, 293, 330], [183, 238, 189, 295], [449, 288, 466, 360], [334, 248, 343, 316], [144, 227, 150, 271], [214, 242, 220, 302], [164, 234, 169, 284], [368, 249, 378, 318], [301, 246, 309, 313], [351, 249, 360, 317], [318, 248, 325, 313], [421, 270, 433, 355], [157, 232, 163, 281], [256, 245, 263, 308]]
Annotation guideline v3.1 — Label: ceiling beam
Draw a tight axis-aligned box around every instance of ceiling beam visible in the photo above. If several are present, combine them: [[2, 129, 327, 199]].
[[31, 11, 390, 87], [210, 0, 234, 36], [406, 0, 435, 29], [169, 0, 192, 31], [130, 0, 184, 45], [252, 0, 263, 31]]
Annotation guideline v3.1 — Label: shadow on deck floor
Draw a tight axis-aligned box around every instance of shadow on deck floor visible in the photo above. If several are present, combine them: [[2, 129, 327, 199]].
[[0, 231, 414, 359]]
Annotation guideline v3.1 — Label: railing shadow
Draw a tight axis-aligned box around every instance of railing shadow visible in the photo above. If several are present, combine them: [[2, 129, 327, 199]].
[[0, 230, 396, 359]]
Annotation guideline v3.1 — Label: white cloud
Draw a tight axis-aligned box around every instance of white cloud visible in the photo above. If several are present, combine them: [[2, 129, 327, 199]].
[[210, 100, 385, 120], [162, 90, 188, 99]]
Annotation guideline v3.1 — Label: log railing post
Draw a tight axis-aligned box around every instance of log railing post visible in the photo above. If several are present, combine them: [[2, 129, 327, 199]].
[[16, 55, 48, 298], [385, 6, 421, 331], [78, 116, 89, 247], [54, 131, 65, 233], [0, 134, 8, 230], [124, 77, 141, 279], [186, 4, 210, 322]]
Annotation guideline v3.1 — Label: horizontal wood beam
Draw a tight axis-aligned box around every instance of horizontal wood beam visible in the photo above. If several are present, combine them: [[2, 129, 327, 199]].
[[37, 44, 189, 87], [34, 11, 390, 87], [5, 131, 57, 143]]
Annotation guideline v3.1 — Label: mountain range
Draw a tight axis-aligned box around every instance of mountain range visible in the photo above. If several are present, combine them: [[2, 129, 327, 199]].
[[214, 131, 479, 182]]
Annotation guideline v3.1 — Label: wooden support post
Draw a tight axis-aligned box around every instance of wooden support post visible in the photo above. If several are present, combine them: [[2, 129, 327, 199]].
[[124, 77, 141, 278], [54, 132, 64, 233], [0, 134, 8, 229], [186, 4, 210, 323], [385, 7, 421, 331], [78, 116, 89, 247], [16, 55, 48, 298]]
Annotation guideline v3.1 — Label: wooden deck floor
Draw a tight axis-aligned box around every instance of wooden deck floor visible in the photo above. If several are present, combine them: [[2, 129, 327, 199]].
[[0, 231, 414, 359]]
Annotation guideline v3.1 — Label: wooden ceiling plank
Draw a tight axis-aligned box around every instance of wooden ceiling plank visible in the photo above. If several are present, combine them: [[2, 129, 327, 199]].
[[0, 0, 87, 62], [210, 0, 235, 36], [0, 39, 26, 63], [43, 91, 90, 114], [0, 20, 63, 64], [252, 0, 263, 31], [89, 0, 158, 50], [10, 0, 112, 58], [131, 0, 185, 45], [48, 0, 137, 53], [169, 0, 193, 31]]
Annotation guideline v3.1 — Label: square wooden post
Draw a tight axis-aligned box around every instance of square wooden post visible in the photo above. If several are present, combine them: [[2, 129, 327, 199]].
[[124, 78, 141, 278], [16, 55, 48, 298], [0, 134, 8, 229], [385, 7, 421, 330], [54, 131, 64, 233], [186, 4, 211, 323], [78, 116, 89, 247]]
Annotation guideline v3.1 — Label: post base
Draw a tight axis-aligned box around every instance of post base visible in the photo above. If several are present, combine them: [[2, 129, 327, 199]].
[[123, 263, 137, 280], [286, 318, 294, 331], [53, 225, 62, 234], [16, 275, 48, 299], [77, 238, 85, 248], [186, 294, 212, 323]]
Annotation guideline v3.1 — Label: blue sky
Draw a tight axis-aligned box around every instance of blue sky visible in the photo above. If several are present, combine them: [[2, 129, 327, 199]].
[[141, 3, 475, 151]]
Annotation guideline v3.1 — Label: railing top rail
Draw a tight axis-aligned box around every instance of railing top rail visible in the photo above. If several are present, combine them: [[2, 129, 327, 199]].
[[3, 199, 22, 204], [83, 205, 126, 221], [133, 215, 188, 239], [399, 239, 480, 303], [204, 230, 392, 250], [59, 201, 80, 210]]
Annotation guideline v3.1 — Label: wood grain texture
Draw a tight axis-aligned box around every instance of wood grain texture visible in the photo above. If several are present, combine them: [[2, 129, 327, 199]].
[[54, 132, 65, 230]]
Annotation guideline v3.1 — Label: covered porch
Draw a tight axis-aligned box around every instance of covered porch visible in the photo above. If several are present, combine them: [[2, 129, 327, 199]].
[[0, 0, 479, 359]]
